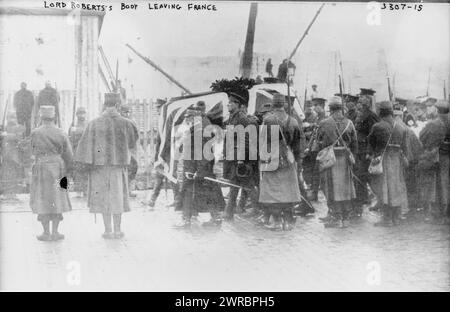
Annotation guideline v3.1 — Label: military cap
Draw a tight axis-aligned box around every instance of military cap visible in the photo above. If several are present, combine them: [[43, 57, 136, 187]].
[[228, 92, 247, 106], [378, 101, 393, 111], [272, 93, 286, 108], [39, 105, 55, 119], [120, 103, 131, 111], [436, 100, 450, 114], [328, 96, 343, 109], [104, 93, 120, 106], [76, 107, 87, 115], [360, 88, 376, 96], [311, 97, 326, 107], [345, 94, 359, 103], [395, 97, 408, 106]]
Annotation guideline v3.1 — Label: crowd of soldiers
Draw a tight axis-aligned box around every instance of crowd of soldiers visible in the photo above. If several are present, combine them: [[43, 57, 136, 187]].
[[1, 79, 449, 240]]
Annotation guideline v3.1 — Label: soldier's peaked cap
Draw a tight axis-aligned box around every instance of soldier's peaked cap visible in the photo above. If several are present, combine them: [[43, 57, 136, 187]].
[[104, 93, 120, 105], [39, 105, 55, 118], [360, 88, 376, 96], [311, 97, 326, 106], [228, 92, 247, 105]]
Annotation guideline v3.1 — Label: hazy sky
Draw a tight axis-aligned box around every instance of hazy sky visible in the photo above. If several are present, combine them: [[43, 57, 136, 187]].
[[98, 1, 449, 99], [1, 0, 449, 100], [100, 1, 449, 61]]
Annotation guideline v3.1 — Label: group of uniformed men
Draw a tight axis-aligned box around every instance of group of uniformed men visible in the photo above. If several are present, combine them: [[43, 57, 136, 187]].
[[1, 80, 449, 240]]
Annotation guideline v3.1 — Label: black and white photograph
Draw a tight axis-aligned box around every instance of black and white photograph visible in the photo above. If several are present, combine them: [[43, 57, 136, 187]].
[[0, 0, 449, 294]]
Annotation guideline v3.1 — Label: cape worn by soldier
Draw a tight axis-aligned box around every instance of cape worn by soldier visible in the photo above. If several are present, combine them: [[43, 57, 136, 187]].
[[74, 93, 139, 239]]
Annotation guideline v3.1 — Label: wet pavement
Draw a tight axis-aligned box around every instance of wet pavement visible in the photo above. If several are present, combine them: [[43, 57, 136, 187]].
[[0, 190, 449, 291]]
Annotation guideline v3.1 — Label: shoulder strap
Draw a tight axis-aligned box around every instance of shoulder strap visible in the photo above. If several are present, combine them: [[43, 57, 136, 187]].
[[380, 120, 397, 159], [332, 119, 351, 147]]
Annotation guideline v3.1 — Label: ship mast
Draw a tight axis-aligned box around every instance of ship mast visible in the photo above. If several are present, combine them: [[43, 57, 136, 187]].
[[240, 2, 258, 78]]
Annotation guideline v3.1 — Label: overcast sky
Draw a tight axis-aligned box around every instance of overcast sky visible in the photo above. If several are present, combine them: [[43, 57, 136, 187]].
[[100, 1, 449, 61], [98, 1, 449, 99]]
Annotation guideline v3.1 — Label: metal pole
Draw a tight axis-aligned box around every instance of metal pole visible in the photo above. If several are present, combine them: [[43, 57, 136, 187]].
[[288, 3, 326, 61], [126, 44, 192, 95]]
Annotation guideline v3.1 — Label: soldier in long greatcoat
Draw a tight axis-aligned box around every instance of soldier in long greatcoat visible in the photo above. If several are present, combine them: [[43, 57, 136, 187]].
[[174, 107, 225, 228], [368, 101, 410, 226], [317, 97, 358, 228], [393, 104, 422, 218], [418, 101, 447, 223], [30, 106, 73, 241], [259, 94, 303, 231], [74, 93, 139, 239]]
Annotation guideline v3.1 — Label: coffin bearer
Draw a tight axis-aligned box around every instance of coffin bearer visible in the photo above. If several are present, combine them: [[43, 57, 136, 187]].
[[175, 107, 225, 228], [259, 93, 303, 230], [75, 93, 139, 239], [13, 82, 34, 136], [223, 92, 259, 220], [317, 96, 358, 228], [30, 106, 73, 241], [69, 107, 88, 196], [36, 81, 60, 127]]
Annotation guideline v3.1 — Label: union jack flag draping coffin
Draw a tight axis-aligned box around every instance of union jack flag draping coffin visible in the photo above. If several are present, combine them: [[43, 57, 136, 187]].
[[247, 82, 305, 120], [156, 92, 230, 183]]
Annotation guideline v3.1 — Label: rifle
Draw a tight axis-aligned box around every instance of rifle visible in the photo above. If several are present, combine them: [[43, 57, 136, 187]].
[[444, 80, 447, 101], [71, 67, 78, 130], [387, 77, 393, 102], [338, 51, 345, 93], [426, 67, 431, 96], [339, 75, 344, 113]]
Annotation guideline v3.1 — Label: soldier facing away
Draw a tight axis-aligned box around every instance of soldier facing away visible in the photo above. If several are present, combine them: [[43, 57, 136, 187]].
[[30, 106, 73, 241], [74, 93, 139, 239]]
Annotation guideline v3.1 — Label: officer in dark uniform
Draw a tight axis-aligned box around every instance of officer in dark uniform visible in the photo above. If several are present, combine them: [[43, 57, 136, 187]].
[[353, 94, 380, 213], [223, 92, 259, 220]]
